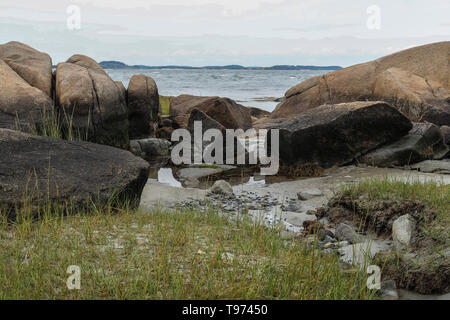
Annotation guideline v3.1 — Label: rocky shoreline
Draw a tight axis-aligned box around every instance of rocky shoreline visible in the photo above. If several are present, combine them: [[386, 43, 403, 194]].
[[1, 40, 449, 299], [141, 164, 450, 299]]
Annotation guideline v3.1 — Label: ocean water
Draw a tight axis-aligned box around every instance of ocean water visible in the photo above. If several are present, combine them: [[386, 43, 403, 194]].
[[105, 69, 328, 112]]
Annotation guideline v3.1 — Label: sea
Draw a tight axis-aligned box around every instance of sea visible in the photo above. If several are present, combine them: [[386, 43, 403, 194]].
[[105, 69, 328, 112]]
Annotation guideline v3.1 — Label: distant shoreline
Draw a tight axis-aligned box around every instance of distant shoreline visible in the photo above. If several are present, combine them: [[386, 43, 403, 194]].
[[96, 61, 342, 71]]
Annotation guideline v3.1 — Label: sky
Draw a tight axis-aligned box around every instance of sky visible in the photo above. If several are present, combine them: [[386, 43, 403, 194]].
[[0, 0, 449, 67]]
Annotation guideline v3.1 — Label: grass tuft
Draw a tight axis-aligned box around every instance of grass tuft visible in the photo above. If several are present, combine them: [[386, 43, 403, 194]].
[[15, 104, 88, 141], [0, 200, 375, 299], [340, 177, 449, 243], [159, 96, 171, 116]]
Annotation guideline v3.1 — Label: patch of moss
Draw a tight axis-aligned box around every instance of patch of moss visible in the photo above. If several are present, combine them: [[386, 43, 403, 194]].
[[159, 96, 171, 116]]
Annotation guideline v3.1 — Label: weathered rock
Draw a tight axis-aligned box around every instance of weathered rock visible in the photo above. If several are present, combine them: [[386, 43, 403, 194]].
[[184, 107, 250, 165], [210, 180, 233, 195], [0, 129, 150, 220], [282, 211, 317, 227], [115, 81, 127, 100], [127, 74, 160, 139], [360, 122, 449, 167], [170, 94, 252, 131], [339, 241, 390, 266], [55, 55, 129, 148], [267, 101, 413, 168], [410, 160, 450, 174], [297, 188, 323, 201], [0, 59, 53, 131], [253, 117, 288, 130], [170, 95, 212, 118], [441, 126, 450, 145], [130, 140, 142, 156], [271, 42, 450, 126], [130, 138, 171, 158], [335, 223, 365, 244], [392, 214, 416, 251], [248, 107, 270, 119], [156, 126, 174, 139], [0, 41, 53, 96], [160, 116, 173, 128], [177, 166, 235, 184], [188, 108, 226, 134]]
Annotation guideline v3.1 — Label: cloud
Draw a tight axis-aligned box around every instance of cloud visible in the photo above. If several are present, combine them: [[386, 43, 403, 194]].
[[273, 24, 360, 33], [0, 0, 449, 67], [72, 0, 289, 16]]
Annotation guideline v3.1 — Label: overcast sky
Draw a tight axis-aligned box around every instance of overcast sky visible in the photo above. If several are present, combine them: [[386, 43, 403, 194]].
[[0, 0, 449, 67]]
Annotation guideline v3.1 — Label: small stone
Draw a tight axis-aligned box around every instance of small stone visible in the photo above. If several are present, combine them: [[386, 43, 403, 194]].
[[324, 242, 334, 249], [392, 214, 416, 251], [210, 180, 233, 195], [338, 241, 387, 266], [317, 228, 334, 241], [130, 140, 143, 157], [335, 223, 364, 244], [323, 235, 335, 244], [283, 201, 303, 212], [297, 188, 324, 201], [336, 241, 349, 248], [283, 211, 317, 227], [132, 138, 171, 158]]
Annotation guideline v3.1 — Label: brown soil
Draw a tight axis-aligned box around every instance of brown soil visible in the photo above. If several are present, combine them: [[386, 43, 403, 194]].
[[277, 163, 324, 178], [315, 192, 436, 236], [315, 191, 448, 294], [375, 250, 450, 294]]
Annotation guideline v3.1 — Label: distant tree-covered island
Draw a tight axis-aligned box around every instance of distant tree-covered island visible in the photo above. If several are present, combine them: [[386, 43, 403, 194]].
[[98, 61, 341, 71]]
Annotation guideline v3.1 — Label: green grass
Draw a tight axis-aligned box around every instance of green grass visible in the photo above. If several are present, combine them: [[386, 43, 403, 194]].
[[339, 178, 449, 294], [0, 202, 375, 300], [340, 177, 449, 244], [159, 96, 171, 116], [15, 104, 88, 141]]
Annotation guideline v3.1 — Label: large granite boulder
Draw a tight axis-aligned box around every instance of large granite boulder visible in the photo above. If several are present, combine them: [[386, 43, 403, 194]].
[[127, 74, 160, 139], [55, 54, 129, 148], [360, 122, 449, 167], [266, 101, 413, 168], [187, 108, 226, 134], [271, 42, 450, 126], [441, 126, 450, 146], [0, 129, 149, 220], [248, 107, 270, 119], [115, 81, 127, 101], [0, 59, 53, 131], [0, 41, 53, 97], [170, 94, 252, 131], [185, 108, 249, 165]]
